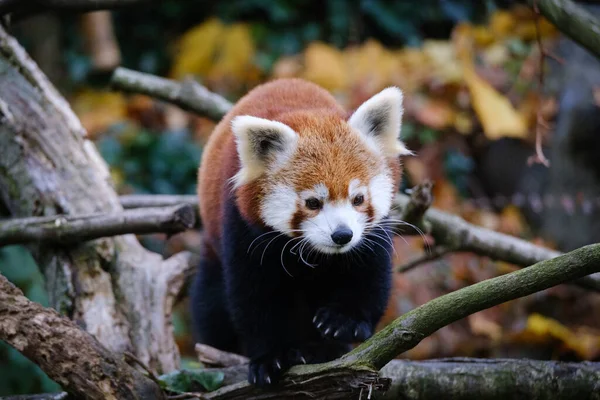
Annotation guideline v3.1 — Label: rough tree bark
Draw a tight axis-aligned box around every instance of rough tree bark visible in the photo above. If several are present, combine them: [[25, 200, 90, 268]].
[[0, 25, 191, 374], [0, 274, 164, 399]]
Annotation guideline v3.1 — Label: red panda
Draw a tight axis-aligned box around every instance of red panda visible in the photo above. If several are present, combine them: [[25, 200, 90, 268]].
[[191, 78, 411, 387]]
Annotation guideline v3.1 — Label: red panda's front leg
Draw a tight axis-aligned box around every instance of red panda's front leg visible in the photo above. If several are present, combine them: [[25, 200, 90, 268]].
[[221, 256, 316, 387], [312, 231, 393, 344]]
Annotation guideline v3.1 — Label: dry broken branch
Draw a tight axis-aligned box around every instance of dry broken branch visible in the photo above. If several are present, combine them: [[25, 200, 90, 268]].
[[0, 204, 195, 247]]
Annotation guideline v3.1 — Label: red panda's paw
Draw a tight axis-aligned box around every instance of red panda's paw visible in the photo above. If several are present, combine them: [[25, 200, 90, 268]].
[[248, 348, 308, 387], [313, 307, 373, 343]]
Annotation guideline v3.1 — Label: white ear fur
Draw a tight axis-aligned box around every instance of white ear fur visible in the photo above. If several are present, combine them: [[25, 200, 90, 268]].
[[230, 115, 298, 188], [348, 87, 412, 157]]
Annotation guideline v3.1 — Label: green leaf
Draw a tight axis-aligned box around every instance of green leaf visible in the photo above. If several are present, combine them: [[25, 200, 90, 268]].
[[159, 369, 225, 393]]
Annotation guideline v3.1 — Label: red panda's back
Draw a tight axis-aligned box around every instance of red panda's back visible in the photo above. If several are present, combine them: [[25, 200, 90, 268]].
[[197, 78, 345, 255]]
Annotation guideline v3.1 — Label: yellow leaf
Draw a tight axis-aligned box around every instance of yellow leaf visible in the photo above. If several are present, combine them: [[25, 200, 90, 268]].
[[454, 24, 527, 140], [209, 23, 256, 83], [490, 10, 516, 38], [525, 313, 600, 359], [169, 18, 224, 79], [302, 42, 347, 91]]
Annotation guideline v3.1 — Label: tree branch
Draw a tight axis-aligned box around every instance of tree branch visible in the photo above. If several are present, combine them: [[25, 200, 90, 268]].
[[115, 192, 600, 292], [394, 194, 600, 291], [120, 194, 198, 210], [143, 243, 600, 399], [110, 67, 233, 121], [345, 243, 600, 370], [530, 0, 600, 61], [378, 358, 600, 400], [0, 273, 165, 399], [0, 204, 195, 247]]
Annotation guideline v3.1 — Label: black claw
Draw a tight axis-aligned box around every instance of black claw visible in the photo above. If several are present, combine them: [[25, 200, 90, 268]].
[[313, 307, 372, 343]]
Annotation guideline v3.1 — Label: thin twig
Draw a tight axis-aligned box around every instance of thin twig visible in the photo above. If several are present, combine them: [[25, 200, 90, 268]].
[[528, 0, 551, 167], [396, 246, 454, 273]]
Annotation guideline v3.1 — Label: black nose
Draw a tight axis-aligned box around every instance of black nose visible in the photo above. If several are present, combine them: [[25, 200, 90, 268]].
[[331, 226, 353, 245]]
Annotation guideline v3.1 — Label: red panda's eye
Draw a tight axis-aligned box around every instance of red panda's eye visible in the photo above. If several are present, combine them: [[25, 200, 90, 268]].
[[305, 198, 322, 210], [352, 194, 364, 206]]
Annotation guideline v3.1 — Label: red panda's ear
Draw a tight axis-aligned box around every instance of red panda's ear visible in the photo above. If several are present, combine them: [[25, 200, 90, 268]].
[[348, 87, 412, 157], [230, 116, 298, 188]]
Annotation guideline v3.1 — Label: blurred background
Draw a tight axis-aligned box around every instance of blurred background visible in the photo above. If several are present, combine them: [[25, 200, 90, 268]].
[[2, 0, 600, 395]]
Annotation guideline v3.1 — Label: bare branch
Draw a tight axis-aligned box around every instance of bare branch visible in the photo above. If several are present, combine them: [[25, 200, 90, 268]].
[[530, 0, 600, 62], [0, 204, 195, 247], [0, 273, 165, 399], [395, 194, 600, 291], [396, 245, 453, 273], [120, 194, 198, 210], [110, 67, 233, 121]]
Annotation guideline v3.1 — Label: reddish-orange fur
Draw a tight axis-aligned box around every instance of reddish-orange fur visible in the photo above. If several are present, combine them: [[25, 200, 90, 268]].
[[198, 78, 402, 252]]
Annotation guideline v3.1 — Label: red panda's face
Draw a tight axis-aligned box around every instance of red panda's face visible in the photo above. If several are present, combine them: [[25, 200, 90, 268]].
[[231, 87, 411, 254]]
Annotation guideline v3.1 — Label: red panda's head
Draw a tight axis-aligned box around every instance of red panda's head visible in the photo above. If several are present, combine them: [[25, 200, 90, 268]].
[[231, 87, 411, 254]]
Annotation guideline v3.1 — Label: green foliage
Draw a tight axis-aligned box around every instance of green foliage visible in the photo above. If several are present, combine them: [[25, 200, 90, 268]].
[[39, 0, 500, 83], [159, 369, 225, 394], [97, 125, 202, 195]]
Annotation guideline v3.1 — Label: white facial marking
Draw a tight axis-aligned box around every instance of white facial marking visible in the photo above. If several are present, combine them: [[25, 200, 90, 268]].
[[349, 178, 367, 199], [301, 200, 366, 254], [230, 115, 298, 188], [348, 87, 412, 157], [301, 183, 329, 201], [260, 184, 298, 234], [369, 173, 394, 221]]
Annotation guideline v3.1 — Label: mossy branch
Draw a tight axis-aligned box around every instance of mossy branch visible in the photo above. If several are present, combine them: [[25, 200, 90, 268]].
[[344, 243, 600, 370], [141, 243, 600, 399], [530, 0, 600, 61]]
